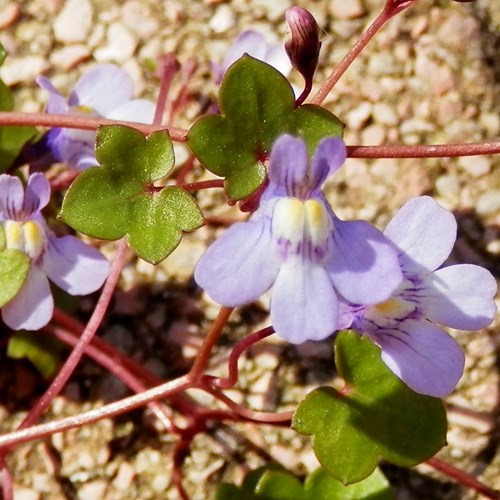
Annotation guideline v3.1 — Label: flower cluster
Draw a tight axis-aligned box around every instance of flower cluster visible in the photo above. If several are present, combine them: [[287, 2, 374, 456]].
[[36, 64, 155, 170], [0, 173, 109, 330], [195, 135, 497, 397]]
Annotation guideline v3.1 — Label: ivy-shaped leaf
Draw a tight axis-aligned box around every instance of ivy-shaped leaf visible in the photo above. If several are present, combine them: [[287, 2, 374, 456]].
[[293, 331, 447, 484], [214, 466, 393, 499], [0, 226, 30, 308], [59, 125, 203, 264], [187, 56, 344, 200]]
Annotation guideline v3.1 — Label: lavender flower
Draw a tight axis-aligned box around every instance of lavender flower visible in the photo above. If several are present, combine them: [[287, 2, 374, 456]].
[[0, 173, 110, 330], [195, 135, 402, 344], [341, 196, 497, 397], [213, 30, 292, 84], [37, 64, 155, 170]]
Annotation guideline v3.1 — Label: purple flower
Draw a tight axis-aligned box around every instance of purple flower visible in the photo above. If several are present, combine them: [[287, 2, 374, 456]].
[[195, 135, 402, 344], [341, 196, 497, 397], [0, 173, 110, 330], [37, 64, 155, 170], [213, 30, 292, 84]]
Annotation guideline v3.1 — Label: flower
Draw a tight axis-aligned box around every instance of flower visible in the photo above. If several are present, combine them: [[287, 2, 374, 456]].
[[0, 173, 110, 330], [195, 134, 402, 344], [213, 30, 292, 84], [36, 64, 155, 170], [341, 196, 497, 397]]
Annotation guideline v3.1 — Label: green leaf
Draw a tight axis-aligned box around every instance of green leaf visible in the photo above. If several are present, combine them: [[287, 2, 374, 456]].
[[293, 331, 447, 484], [59, 125, 203, 264], [187, 56, 344, 200], [304, 467, 393, 500], [255, 470, 304, 499], [0, 225, 30, 307], [7, 331, 63, 378], [0, 42, 6, 67], [0, 79, 37, 173]]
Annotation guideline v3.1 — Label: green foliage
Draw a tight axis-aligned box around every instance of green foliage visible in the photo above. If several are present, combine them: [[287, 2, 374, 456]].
[[0, 44, 37, 173], [293, 331, 447, 484], [7, 331, 63, 378], [187, 56, 343, 200], [215, 466, 392, 499], [0, 226, 30, 308], [59, 125, 203, 264]]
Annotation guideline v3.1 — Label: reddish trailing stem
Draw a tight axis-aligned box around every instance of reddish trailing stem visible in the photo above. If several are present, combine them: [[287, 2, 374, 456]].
[[180, 179, 225, 192], [0, 111, 188, 142], [154, 53, 180, 126], [426, 457, 500, 500]]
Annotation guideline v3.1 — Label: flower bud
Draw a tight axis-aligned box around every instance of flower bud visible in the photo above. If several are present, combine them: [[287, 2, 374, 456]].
[[284, 7, 321, 87]]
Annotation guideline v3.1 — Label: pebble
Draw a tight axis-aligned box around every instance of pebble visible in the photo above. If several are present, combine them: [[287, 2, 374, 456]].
[[345, 102, 372, 129], [121, 1, 159, 38], [0, 2, 20, 29], [361, 123, 386, 145], [49, 44, 91, 70], [436, 174, 460, 200], [367, 52, 397, 76], [476, 190, 500, 217], [76, 480, 108, 500], [53, 0, 93, 43], [12, 487, 40, 500], [373, 102, 398, 126], [209, 4, 236, 33], [0, 55, 49, 85], [458, 155, 492, 177], [329, 0, 365, 20], [94, 23, 138, 62]]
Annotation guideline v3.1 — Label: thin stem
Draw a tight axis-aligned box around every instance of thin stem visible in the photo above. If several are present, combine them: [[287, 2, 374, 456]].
[[0, 457, 13, 500], [0, 111, 188, 142], [346, 141, 500, 158], [15, 239, 127, 432], [44, 325, 177, 433], [311, 8, 393, 105], [0, 375, 192, 450], [426, 457, 500, 500], [295, 78, 313, 107], [213, 327, 275, 389], [189, 307, 234, 382], [180, 179, 225, 192], [154, 53, 180, 126], [201, 386, 293, 425]]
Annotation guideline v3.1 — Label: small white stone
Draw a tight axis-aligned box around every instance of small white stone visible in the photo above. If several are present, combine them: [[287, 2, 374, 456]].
[[329, 0, 365, 20], [361, 124, 386, 145], [209, 4, 236, 33], [373, 103, 399, 126], [458, 156, 491, 177], [12, 487, 40, 500], [94, 23, 138, 62], [345, 102, 372, 130], [435, 175, 460, 200], [53, 0, 93, 43], [49, 45, 91, 70], [476, 190, 500, 217], [121, 0, 159, 38], [0, 56, 49, 85], [0, 2, 21, 29]]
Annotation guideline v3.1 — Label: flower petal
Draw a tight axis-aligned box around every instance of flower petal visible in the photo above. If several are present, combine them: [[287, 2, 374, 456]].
[[194, 218, 280, 306], [264, 43, 292, 77], [271, 256, 338, 343], [422, 264, 497, 330], [50, 131, 98, 170], [36, 76, 69, 115], [43, 235, 109, 295], [328, 219, 402, 304], [384, 196, 456, 275], [69, 64, 134, 116], [267, 135, 308, 197], [222, 30, 268, 75], [23, 173, 51, 216], [2, 267, 53, 330], [369, 319, 465, 397], [0, 175, 24, 220], [310, 137, 346, 188], [106, 99, 156, 123]]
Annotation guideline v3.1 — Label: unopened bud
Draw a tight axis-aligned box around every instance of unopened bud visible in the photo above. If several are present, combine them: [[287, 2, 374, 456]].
[[284, 7, 321, 90]]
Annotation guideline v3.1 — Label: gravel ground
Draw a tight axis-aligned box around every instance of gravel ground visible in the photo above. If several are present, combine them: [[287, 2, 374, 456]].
[[0, 0, 499, 499]]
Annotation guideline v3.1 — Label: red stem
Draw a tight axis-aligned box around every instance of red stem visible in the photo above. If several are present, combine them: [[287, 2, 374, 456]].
[[0, 111, 188, 142], [154, 53, 180, 126], [13, 239, 127, 432], [179, 179, 225, 192], [213, 327, 275, 389], [347, 141, 500, 158], [44, 325, 177, 433], [426, 457, 500, 500], [0, 458, 13, 500]]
